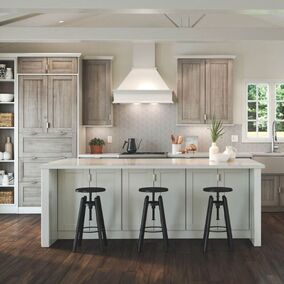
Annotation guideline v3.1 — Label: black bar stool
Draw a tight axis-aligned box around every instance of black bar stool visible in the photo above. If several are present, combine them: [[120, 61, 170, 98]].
[[72, 187, 107, 252], [203, 187, 233, 253], [138, 187, 169, 252]]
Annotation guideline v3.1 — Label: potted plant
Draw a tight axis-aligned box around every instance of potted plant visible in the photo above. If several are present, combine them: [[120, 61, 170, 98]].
[[209, 117, 224, 160], [89, 138, 105, 154]]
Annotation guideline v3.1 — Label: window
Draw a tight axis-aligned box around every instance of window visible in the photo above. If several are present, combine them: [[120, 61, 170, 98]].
[[275, 83, 284, 138], [245, 81, 284, 141], [247, 83, 269, 139]]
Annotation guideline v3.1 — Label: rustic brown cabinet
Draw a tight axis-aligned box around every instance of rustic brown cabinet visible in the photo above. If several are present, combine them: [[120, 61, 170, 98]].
[[262, 175, 284, 211], [18, 57, 78, 207], [177, 58, 233, 124], [82, 59, 112, 126], [18, 57, 78, 74]]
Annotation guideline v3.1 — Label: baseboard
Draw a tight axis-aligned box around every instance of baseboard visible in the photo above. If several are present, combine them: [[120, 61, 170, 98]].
[[18, 207, 41, 214]]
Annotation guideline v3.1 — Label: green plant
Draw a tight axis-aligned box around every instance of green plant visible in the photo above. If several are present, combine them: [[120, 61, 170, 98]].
[[210, 117, 224, 143], [89, 138, 105, 146]]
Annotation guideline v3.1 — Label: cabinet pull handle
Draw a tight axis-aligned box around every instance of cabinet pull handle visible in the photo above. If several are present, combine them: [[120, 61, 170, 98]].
[[279, 187, 282, 194], [217, 173, 221, 182], [204, 113, 207, 122], [31, 156, 38, 160], [31, 131, 37, 136], [32, 181, 38, 185], [45, 63, 48, 73], [46, 122, 50, 129]]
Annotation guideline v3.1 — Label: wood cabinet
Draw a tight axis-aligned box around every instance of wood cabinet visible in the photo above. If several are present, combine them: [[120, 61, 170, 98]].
[[261, 175, 284, 211], [18, 57, 78, 74], [177, 59, 205, 124], [19, 75, 77, 134], [82, 59, 112, 126], [177, 58, 233, 124], [47, 76, 77, 133], [19, 75, 48, 134], [57, 169, 121, 232], [18, 57, 78, 207]]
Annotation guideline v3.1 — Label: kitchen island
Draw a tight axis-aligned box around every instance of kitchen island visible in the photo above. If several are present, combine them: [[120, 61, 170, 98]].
[[41, 158, 264, 247]]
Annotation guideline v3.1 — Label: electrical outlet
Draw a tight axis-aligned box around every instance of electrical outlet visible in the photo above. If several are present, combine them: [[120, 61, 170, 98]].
[[231, 135, 239, 143], [107, 136, 112, 144]]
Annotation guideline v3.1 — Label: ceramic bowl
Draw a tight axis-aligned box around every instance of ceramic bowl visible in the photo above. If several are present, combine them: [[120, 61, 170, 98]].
[[212, 153, 230, 162], [0, 93, 14, 102]]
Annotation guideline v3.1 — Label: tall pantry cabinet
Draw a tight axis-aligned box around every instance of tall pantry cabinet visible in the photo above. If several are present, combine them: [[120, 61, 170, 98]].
[[18, 56, 79, 207]]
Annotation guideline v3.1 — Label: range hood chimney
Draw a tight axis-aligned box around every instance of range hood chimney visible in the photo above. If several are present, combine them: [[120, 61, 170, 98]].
[[113, 42, 173, 104]]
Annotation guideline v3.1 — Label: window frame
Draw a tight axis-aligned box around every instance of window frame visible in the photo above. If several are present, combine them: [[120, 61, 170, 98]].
[[243, 80, 277, 143]]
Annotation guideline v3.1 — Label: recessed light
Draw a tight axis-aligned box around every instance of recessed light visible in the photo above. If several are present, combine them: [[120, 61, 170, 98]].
[[58, 20, 64, 24]]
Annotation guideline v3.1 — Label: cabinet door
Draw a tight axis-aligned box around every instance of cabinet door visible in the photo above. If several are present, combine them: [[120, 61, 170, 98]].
[[47, 57, 78, 74], [188, 170, 218, 230], [177, 59, 206, 124], [90, 170, 122, 230], [58, 170, 90, 231], [262, 175, 279, 207], [155, 169, 186, 230], [19, 181, 41, 206], [122, 169, 154, 230], [47, 76, 77, 134], [19, 75, 47, 134], [18, 57, 47, 74], [82, 60, 112, 126], [205, 59, 233, 123], [222, 170, 250, 230]]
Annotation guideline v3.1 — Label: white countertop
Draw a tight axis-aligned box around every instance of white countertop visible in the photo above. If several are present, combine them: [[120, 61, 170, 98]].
[[42, 158, 264, 170]]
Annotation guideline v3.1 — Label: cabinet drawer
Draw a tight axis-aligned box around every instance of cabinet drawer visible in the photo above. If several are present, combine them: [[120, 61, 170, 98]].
[[19, 158, 58, 182], [19, 182, 41, 207], [19, 136, 75, 158], [18, 57, 47, 74], [48, 58, 78, 74]]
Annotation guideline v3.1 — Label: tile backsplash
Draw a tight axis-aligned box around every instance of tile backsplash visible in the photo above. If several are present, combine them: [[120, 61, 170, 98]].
[[86, 104, 279, 153]]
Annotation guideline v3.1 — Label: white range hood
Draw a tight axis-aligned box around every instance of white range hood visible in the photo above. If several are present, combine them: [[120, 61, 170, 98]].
[[113, 43, 173, 104]]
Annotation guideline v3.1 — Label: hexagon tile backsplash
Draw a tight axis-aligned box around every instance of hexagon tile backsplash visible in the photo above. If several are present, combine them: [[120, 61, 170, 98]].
[[86, 104, 275, 153]]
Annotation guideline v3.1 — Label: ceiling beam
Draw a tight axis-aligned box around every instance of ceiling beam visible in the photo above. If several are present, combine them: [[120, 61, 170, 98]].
[[0, 13, 41, 26], [0, 27, 284, 42], [0, 0, 284, 13]]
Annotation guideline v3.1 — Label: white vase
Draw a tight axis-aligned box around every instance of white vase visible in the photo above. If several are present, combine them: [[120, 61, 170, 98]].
[[5, 68, 13, 79], [209, 142, 219, 160], [2, 174, 9, 186]]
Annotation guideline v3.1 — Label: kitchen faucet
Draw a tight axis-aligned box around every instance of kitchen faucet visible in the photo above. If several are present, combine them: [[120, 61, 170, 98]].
[[271, 120, 279, 153]]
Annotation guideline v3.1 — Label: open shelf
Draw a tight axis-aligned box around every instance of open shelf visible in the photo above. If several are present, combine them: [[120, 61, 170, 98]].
[[0, 185, 14, 188], [0, 102, 14, 105], [0, 160, 14, 163], [0, 127, 14, 129], [0, 79, 14, 82]]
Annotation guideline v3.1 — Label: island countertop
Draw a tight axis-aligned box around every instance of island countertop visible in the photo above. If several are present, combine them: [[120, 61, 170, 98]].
[[42, 158, 264, 170]]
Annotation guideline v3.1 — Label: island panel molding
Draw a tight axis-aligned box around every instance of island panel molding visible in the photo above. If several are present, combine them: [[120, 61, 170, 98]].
[[41, 158, 264, 247]]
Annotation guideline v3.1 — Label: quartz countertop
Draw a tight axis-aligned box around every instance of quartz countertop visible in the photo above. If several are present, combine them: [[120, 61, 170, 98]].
[[42, 158, 264, 170]]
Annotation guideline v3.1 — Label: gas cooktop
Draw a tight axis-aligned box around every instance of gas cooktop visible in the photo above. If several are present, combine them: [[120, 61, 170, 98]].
[[119, 152, 168, 158]]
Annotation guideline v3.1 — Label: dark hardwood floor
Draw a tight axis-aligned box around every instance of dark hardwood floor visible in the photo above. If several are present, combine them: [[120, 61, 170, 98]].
[[0, 213, 284, 284]]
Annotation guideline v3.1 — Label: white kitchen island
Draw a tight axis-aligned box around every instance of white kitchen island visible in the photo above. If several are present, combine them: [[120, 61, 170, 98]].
[[41, 158, 264, 247]]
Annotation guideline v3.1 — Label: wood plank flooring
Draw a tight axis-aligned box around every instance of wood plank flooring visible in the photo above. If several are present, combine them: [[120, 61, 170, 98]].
[[0, 213, 284, 284]]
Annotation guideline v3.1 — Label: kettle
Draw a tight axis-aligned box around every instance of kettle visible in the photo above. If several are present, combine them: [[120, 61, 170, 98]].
[[123, 138, 142, 154]]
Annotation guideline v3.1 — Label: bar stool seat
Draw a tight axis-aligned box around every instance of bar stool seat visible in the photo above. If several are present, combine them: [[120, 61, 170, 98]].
[[139, 187, 168, 193], [75, 187, 106, 193], [138, 186, 169, 252], [73, 187, 107, 252], [203, 186, 233, 253], [203, 187, 232, 193]]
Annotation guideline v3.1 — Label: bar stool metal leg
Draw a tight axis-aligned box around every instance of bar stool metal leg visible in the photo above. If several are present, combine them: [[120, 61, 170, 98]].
[[73, 196, 87, 252], [158, 195, 169, 250], [203, 195, 214, 253], [138, 195, 149, 253], [222, 195, 233, 248], [94, 196, 105, 251], [96, 195, 107, 247]]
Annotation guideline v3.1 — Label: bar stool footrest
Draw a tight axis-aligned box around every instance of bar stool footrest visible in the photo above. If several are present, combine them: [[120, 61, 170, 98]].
[[143, 225, 163, 233], [83, 226, 100, 234], [209, 225, 228, 233]]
